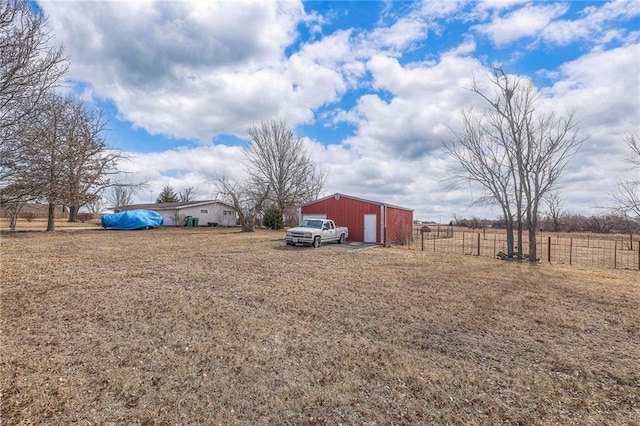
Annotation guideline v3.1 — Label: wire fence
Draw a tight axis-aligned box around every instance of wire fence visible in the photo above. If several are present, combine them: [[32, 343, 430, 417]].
[[407, 228, 640, 271]]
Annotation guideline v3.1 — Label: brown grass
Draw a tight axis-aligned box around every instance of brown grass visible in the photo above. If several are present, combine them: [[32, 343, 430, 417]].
[[1, 227, 638, 424], [412, 227, 640, 270], [0, 218, 103, 229]]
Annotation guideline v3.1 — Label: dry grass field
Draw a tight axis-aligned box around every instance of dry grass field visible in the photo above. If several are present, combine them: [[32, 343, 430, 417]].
[[411, 226, 640, 270], [1, 227, 638, 424], [0, 218, 103, 230]]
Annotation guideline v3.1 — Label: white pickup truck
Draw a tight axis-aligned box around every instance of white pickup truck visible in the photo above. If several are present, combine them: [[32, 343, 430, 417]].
[[285, 219, 349, 248]]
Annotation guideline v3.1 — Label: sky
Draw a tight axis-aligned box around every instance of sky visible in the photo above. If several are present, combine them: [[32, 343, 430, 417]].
[[36, 0, 640, 222]]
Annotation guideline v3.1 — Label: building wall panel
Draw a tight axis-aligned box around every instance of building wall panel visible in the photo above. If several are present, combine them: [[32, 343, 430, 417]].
[[301, 194, 413, 244], [301, 195, 381, 243], [385, 206, 414, 244]]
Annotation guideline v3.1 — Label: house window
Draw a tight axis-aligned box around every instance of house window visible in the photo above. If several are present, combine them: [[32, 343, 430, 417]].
[[223, 210, 235, 216], [200, 209, 209, 214]]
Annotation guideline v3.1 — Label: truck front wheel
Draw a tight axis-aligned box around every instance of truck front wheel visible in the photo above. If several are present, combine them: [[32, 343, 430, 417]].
[[312, 236, 321, 248]]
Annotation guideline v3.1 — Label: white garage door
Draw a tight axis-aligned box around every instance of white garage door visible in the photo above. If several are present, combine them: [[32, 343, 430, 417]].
[[159, 211, 174, 226]]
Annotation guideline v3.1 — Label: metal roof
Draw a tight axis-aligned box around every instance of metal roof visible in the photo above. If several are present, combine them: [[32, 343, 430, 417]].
[[302, 193, 413, 212], [113, 200, 234, 212]]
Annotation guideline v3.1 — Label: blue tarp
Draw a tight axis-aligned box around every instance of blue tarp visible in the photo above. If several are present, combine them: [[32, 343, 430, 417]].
[[101, 209, 164, 230]]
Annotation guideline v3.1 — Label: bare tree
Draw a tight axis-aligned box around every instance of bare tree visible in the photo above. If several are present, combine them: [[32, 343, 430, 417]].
[[212, 175, 269, 232], [544, 192, 563, 232], [444, 110, 517, 257], [0, 181, 36, 230], [612, 132, 640, 248], [245, 120, 325, 221], [105, 185, 137, 210], [23, 94, 69, 231], [625, 132, 640, 167], [85, 196, 106, 215], [179, 186, 196, 202], [520, 113, 581, 261], [613, 132, 640, 219], [446, 67, 582, 261], [171, 210, 186, 227], [7, 94, 124, 230], [55, 98, 122, 222], [1, 0, 67, 185]]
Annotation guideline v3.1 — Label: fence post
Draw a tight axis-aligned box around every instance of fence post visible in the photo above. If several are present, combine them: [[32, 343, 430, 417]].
[[477, 233, 480, 256], [638, 241, 639, 271], [547, 236, 551, 263], [614, 240, 617, 269], [462, 232, 465, 255], [421, 231, 424, 251], [493, 234, 496, 257], [570, 239, 573, 265]]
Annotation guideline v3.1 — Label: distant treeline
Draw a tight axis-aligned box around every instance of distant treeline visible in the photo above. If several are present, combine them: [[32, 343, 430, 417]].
[[450, 213, 638, 234]]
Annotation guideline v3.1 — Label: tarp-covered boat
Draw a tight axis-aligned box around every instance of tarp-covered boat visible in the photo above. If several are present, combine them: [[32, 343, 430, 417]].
[[101, 209, 164, 230]]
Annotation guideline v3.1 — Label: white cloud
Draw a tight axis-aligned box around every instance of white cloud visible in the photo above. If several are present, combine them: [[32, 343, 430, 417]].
[[335, 39, 639, 216], [471, 0, 528, 17], [473, 3, 569, 46], [36, 1, 639, 219], [361, 0, 464, 55], [301, 138, 474, 221], [445, 36, 477, 56], [472, 0, 640, 48], [541, 0, 640, 46], [118, 144, 247, 204], [41, 0, 314, 142], [537, 43, 640, 213], [340, 54, 485, 159], [541, 43, 639, 133], [367, 15, 429, 53]]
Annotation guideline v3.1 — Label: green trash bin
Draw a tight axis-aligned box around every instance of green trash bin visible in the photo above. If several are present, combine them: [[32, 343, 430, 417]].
[[193, 217, 199, 227], [185, 216, 193, 227]]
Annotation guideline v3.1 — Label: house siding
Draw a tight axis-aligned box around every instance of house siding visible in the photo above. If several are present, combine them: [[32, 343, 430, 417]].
[[116, 201, 236, 226], [178, 204, 236, 226]]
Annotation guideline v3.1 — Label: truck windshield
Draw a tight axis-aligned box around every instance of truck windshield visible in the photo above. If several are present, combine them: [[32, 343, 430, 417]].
[[300, 220, 323, 229]]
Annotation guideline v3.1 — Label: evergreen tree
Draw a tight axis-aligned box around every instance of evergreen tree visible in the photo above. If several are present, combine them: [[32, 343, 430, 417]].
[[156, 185, 178, 203], [263, 204, 284, 230]]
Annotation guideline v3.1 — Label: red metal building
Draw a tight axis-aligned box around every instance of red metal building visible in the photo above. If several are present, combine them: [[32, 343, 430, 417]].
[[300, 193, 414, 245]]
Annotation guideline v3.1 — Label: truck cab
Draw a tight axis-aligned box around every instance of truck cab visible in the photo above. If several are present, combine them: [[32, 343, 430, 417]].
[[285, 219, 349, 248]]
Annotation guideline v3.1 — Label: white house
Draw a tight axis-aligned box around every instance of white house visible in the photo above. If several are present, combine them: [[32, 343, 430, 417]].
[[114, 200, 237, 227]]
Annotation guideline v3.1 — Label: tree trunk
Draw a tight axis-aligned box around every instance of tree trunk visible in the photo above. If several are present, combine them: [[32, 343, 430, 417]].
[[8, 211, 18, 231], [528, 224, 537, 262], [506, 224, 514, 258], [624, 215, 634, 250], [241, 214, 256, 232], [500, 209, 515, 258], [46, 203, 56, 231], [527, 199, 541, 262], [516, 210, 523, 260], [68, 204, 79, 222], [505, 216, 515, 258]]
